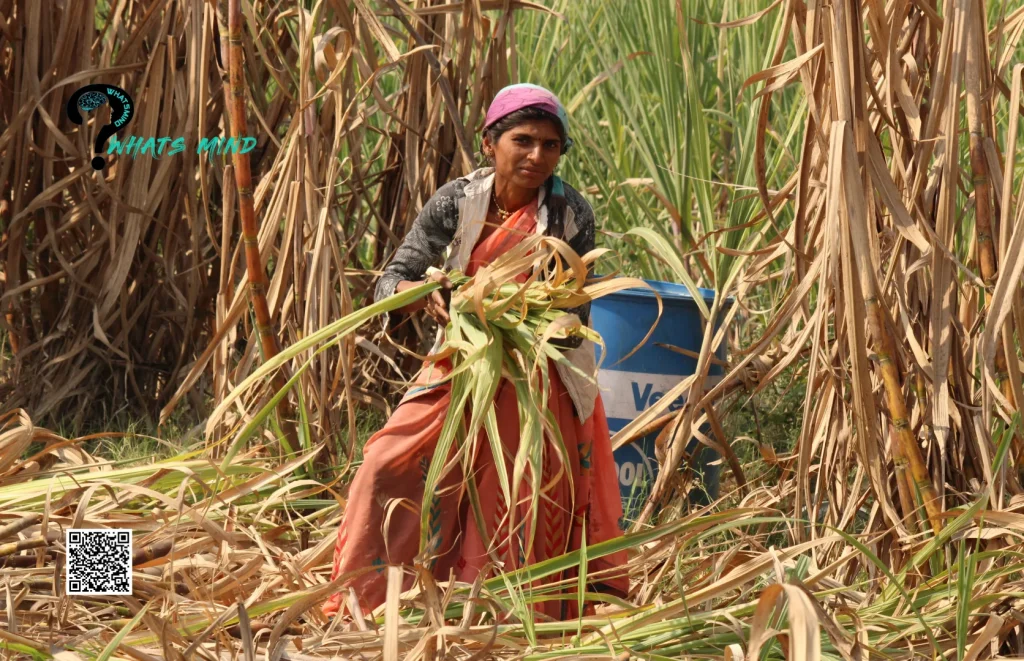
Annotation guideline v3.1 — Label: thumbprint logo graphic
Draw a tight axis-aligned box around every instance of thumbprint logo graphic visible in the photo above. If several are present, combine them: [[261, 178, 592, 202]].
[[66, 84, 135, 170]]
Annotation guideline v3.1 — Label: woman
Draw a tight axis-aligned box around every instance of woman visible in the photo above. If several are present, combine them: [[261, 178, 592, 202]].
[[323, 84, 627, 621]]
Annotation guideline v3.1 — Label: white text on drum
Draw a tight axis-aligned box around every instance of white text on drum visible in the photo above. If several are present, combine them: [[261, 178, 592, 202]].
[[631, 382, 685, 413]]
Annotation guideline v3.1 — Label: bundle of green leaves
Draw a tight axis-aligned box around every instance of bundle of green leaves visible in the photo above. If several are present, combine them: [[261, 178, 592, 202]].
[[414, 234, 657, 570]]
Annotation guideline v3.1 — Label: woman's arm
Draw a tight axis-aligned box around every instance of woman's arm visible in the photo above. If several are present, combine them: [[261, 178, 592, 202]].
[[375, 179, 466, 313]]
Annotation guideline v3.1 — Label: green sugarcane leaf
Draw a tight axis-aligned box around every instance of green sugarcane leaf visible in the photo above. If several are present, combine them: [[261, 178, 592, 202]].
[[220, 336, 334, 470], [625, 226, 710, 319], [419, 315, 473, 555], [578, 525, 587, 635], [97, 603, 150, 661], [956, 538, 973, 661], [507, 366, 544, 556], [295, 384, 313, 477], [461, 315, 505, 445], [0, 642, 49, 660], [898, 497, 987, 584], [482, 405, 513, 552], [506, 331, 576, 503], [455, 313, 507, 559], [212, 282, 438, 429], [492, 557, 538, 645]]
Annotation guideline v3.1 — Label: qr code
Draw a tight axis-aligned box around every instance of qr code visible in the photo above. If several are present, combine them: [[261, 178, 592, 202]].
[[65, 529, 133, 595]]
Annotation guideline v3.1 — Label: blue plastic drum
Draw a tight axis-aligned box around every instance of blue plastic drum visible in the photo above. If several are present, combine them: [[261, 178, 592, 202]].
[[590, 279, 728, 521]]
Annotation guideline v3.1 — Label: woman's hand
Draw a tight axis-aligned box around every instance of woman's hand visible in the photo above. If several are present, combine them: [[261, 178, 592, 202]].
[[395, 271, 454, 325]]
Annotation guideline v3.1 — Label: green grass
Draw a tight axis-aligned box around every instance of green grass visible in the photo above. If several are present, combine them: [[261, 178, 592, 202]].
[[29, 400, 200, 468], [84, 423, 187, 466], [331, 405, 388, 470], [39, 397, 388, 468], [723, 361, 806, 478]]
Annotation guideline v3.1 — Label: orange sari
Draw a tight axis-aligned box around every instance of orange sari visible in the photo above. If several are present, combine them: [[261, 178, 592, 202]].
[[322, 199, 627, 621]]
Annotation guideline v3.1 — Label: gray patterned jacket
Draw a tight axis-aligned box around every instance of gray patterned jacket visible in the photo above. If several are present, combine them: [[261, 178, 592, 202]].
[[376, 167, 600, 421]]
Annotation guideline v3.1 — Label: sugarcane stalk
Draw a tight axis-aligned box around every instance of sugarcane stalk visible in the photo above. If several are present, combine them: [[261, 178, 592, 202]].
[[0, 200, 16, 356], [0, 554, 52, 568], [888, 425, 919, 533], [0, 513, 41, 542], [836, 124, 943, 535], [826, 0, 943, 535], [0, 537, 47, 558], [132, 539, 174, 566], [869, 299, 943, 534], [966, 5, 1022, 465], [226, 0, 299, 457]]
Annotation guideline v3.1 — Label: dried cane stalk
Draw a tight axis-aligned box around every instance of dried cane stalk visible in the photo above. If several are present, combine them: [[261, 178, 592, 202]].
[[226, 0, 299, 456], [826, 0, 943, 536], [836, 123, 943, 535], [966, 2, 1021, 465]]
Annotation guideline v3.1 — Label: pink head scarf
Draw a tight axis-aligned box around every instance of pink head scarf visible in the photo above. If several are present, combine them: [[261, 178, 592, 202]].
[[483, 83, 574, 154]]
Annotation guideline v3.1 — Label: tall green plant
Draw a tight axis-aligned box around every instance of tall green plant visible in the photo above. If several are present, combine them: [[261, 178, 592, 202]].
[[515, 0, 802, 287], [517, 0, 807, 524]]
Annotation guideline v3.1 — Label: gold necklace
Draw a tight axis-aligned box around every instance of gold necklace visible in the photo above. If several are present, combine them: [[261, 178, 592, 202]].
[[492, 190, 512, 220]]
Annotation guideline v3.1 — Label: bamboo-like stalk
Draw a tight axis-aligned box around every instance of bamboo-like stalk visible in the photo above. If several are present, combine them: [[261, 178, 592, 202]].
[[888, 426, 919, 532], [0, 513, 41, 542], [226, 0, 299, 456], [875, 290, 943, 536], [0, 537, 47, 558], [826, 0, 943, 535], [966, 4, 1021, 466], [874, 312, 944, 537], [836, 123, 944, 536]]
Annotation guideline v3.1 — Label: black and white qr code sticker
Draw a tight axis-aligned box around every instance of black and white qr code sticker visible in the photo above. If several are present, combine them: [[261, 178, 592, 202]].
[[65, 529, 133, 596]]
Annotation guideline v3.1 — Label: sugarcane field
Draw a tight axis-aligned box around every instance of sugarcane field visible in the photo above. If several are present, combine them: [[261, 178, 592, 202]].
[[4, 0, 1024, 658]]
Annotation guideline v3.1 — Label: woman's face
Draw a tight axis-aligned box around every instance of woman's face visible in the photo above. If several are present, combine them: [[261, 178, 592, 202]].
[[484, 119, 562, 190]]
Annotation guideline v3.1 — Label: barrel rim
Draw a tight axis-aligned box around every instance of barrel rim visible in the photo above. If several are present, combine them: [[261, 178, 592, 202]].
[[592, 275, 735, 305]]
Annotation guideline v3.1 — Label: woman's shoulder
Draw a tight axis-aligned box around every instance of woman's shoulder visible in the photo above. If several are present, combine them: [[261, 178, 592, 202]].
[[418, 177, 471, 230], [429, 177, 470, 207], [435, 176, 471, 198], [435, 167, 493, 199], [560, 180, 595, 224]]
